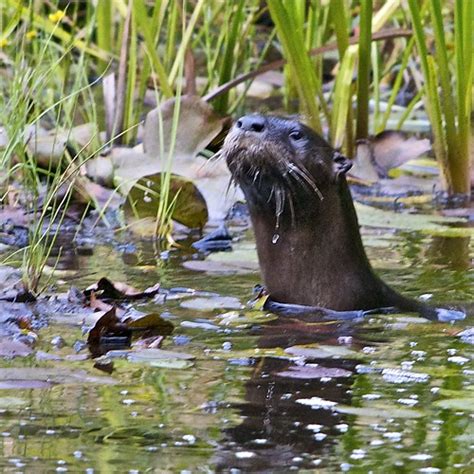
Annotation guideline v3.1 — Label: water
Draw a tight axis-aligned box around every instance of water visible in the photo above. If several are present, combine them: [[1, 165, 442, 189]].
[[0, 226, 472, 472]]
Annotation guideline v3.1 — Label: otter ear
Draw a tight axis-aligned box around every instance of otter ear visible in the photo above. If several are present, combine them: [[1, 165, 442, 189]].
[[332, 152, 352, 180]]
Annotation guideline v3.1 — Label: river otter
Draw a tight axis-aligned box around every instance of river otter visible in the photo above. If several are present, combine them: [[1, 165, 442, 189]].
[[221, 115, 464, 322]]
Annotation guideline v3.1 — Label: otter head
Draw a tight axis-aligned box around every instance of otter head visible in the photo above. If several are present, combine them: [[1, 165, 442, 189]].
[[222, 115, 352, 205]]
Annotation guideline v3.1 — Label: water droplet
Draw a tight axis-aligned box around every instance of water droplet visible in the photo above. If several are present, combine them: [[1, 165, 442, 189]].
[[272, 234, 279, 244]]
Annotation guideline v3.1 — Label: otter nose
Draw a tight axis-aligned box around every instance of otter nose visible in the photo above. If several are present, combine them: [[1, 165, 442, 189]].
[[235, 115, 266, 133]]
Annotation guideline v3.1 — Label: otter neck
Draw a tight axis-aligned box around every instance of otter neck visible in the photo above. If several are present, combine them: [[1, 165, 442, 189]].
[[243, 179, 385, 310]]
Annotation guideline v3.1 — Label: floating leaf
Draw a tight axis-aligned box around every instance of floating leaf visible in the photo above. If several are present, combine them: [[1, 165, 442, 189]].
[[277, 365, 352, 379], [434, 397, 474, 411], [336, 405, 422, 419], [182, 259, 258, 274], [125, 348, 195, 369], [111, 95, 242, 220], [87, 307, 174, 356], [84, 278, 161, 300], [87, 308, 130, 347], [355, 202, 472, 237], [183, 242, 258, 274], [0, 368, 116, 388], [180, 296, 243, 311], [0, 339, 33, 358], [0, 397, 28, 408], [215, 310, 277, 327], [123, 173, 208, 233], [125, 313, 174, 334], [285, 344, 357, 359]]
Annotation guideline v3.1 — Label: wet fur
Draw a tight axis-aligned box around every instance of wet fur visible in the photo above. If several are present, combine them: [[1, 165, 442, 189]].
[[221, 116, 431, 315]]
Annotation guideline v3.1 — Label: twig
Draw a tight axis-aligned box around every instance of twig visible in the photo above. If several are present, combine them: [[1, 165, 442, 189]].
[[204, 28, 412, 103]]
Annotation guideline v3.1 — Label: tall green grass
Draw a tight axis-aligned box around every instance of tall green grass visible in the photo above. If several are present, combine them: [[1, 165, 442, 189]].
[[0, 0, 471, 294], [408, 0, 472, 196], [0, 20, 95, 294]]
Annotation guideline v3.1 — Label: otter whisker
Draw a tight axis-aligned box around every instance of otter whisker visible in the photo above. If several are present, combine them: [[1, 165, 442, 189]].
[[286, 166, 307, 189], [274, 185, 285, 230], [245, 163, 258, 182], [225, 176, 238, 197], [267, 184, 275, 203], [209, 149, 223, 162], [287, 186, 296, 227], [289, 162, 324, 201], [252, 169, 260, 184]]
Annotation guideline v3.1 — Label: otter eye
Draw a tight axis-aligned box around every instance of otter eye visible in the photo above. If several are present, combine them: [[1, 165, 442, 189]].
[[289, 130, 303, 141]]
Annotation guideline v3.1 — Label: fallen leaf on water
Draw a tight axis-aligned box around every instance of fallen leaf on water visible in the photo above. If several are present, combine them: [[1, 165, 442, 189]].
[[89, 292, 114, 312], [123, 173, 208, 234], [284, 344, 357, 359], [276, 365, 352, 379], [84, 277, 161, 300], [180, 296, 243, 311], [351, 131, 431, 181], [110, 95, 242, 221], [0, 396, 29, 408], [355, 202, 472, 237], [87, 308, 174, 354], [132, 335, 165, 349], [0, 368, 116, 389], [215, 310, 276, 327], [126, 348, 194, 361], [124, 312, 174, 334], [105, 347, 195, 369], [0, 339, 33, 358], [434, 397, 474, 411], [335, 405, 422, 419], [87, 308, 130, 347], [128, 348, 194, 369], [93, 356, 114, 374]]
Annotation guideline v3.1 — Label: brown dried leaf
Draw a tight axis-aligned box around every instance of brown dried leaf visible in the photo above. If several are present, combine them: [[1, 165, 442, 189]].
[[84, 277, 161, 300]]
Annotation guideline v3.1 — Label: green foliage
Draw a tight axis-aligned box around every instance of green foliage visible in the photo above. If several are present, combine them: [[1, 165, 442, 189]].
[[0, 0, 472, 291], [267, 0, 323, 133], [408, 0, 472, 195]]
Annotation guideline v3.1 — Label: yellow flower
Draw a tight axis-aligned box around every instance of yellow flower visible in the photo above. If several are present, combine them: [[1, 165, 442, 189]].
[[48, 10, 65, 23], [26, 30, 37, 40], [0, 38, 8, 48]]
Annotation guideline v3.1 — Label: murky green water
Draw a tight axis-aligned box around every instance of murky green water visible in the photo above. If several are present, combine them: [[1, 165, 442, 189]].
[[0, 225, 473, 473]]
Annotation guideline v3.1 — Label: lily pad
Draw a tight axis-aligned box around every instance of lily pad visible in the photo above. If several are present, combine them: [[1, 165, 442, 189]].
[[285, 344, 357, 359], [0, 339, 33, 358], [335, 405, 422, 419], [215, 310, 277, 327], [180, 296, 243, 311], [84, 277, 161, 300], [182, 259, 258, 274], [433, 397, 474, 411], [277, 365, 352, 379], [0, 396, 29, 408], [183, 243, 259, 274], [112, 95, 242, 221], [123, 173, 208, 233], [0, 368, 116, 388], [125, 348, 195, 369], [355, 202, 471, 237], [353, 131, 431, 181]]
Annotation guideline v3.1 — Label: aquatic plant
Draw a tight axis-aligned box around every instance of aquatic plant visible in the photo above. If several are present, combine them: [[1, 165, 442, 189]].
[[0, 0, 472, 292]]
